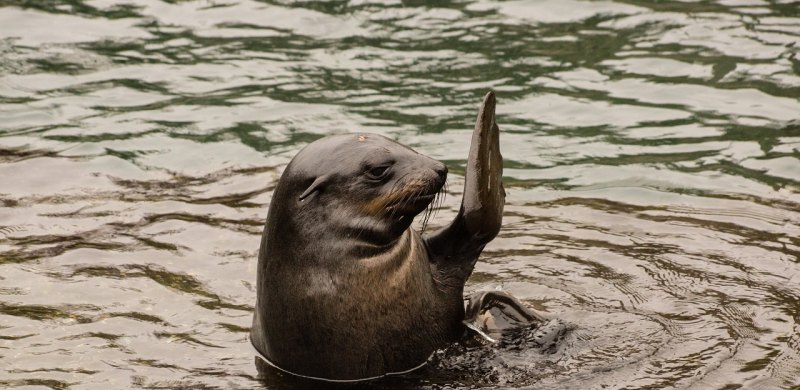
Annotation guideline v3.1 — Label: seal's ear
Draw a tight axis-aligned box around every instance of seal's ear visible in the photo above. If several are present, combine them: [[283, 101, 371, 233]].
[[299, 175, 329, 201]]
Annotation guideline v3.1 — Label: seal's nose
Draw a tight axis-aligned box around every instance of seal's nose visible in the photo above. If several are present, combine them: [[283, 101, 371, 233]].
[[434, 163, 448, 180]]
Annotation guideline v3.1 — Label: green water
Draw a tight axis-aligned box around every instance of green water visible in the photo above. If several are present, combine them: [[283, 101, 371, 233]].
[[1, 0, 799, 388]]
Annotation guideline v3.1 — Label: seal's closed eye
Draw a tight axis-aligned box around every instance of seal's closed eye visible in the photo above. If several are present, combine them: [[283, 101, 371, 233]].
[[366, 165, 391, 180]]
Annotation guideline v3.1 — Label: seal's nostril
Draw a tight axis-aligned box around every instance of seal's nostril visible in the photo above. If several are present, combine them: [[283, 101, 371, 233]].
[[435, 164, 448, 179]]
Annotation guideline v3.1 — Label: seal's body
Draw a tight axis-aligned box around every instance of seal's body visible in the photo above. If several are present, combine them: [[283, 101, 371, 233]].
[[251, 92, 507, 381]]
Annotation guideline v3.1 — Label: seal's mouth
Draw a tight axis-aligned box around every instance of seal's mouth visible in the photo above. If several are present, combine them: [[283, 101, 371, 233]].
[[385, 185, 445, 232], [386, 193, 434, 212]]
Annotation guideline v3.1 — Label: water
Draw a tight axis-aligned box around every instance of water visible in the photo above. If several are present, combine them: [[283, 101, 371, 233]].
[[1, 0, 799, 388]]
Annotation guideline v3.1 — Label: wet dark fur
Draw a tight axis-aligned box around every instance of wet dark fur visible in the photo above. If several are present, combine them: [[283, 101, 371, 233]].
[[251, 92, 505, 381]]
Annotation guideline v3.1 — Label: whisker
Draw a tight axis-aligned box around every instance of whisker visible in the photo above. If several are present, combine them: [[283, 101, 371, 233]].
[[387, 172, 411, 220], [393, 184, 414, 221], [434, 179, 447, 219], [419, 177, 444, 233]]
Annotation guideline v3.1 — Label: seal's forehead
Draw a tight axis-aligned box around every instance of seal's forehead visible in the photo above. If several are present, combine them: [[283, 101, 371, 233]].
[[288, 133, 407, 175], [300, 133, 401, 155]]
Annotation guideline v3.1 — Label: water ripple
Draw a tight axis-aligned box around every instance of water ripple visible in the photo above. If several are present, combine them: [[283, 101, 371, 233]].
[[1, 0, 799, 388]]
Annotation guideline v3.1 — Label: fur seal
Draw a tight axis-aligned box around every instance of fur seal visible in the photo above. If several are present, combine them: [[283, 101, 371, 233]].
[[251, 91, 532, 381]]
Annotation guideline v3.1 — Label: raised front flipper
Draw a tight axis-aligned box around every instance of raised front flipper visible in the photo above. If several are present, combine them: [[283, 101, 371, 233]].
[[425, 91, 505, 283]]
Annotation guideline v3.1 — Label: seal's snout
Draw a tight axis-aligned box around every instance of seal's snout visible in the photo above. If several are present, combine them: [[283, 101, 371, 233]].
[[434, 163, 448, 180]]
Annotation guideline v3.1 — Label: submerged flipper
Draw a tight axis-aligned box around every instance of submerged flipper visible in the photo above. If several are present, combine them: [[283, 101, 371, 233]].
[[426, 91, 505, 282], [463, 291, 545, 342]]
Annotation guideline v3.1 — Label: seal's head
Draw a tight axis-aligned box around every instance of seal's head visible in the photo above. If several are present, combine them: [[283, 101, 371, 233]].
[[270, 133, 447, 251]]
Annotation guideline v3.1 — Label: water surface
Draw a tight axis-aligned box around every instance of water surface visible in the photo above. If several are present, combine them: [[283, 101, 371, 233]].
[[1, 0, 799, 388]]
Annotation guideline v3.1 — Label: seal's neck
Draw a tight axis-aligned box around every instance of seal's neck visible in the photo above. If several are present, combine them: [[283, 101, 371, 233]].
[[331, 213, 413, 255], [354, 228, 414, 267], [276, 198, 416, 262]]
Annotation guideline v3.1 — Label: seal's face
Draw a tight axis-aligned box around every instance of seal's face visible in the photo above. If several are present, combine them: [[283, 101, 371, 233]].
[[284, 133, 447, 244]]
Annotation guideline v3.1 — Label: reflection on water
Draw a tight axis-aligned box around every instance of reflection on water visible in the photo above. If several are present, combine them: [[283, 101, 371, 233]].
[[1, 0, 798, 388]]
